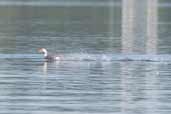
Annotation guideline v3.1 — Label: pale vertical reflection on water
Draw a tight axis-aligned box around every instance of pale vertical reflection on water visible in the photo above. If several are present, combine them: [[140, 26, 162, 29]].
[[120, 62, 171, 114]]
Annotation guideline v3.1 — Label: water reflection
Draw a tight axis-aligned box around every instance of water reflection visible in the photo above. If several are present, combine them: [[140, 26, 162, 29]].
[[0, 59, 115, 113], [146, 0, 158, 54], [42, 61, 61, 76], [0, 57, 171, 114], [119, 61, 171, 114], [122, 0, 158, 54]]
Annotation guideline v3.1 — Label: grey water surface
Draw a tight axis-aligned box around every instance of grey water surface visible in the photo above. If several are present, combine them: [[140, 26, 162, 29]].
[[0, 1, 171, 114]]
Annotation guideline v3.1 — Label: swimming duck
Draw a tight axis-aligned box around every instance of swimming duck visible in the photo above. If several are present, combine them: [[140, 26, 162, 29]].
[[38, 48, 61, 61]]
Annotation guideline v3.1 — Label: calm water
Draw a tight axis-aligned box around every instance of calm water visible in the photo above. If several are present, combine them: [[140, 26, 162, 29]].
[[0, 1, 171, 114]]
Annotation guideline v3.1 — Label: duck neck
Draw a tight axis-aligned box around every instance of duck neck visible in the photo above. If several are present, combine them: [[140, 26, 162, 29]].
[[43, 49, 48, 57]]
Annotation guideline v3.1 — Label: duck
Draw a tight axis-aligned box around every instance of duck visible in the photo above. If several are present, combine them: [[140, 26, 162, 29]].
[[38, 48, 61, 61]]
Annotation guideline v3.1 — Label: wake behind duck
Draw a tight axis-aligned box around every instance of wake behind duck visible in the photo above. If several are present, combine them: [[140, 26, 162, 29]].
[[38, 48, 171, 62]]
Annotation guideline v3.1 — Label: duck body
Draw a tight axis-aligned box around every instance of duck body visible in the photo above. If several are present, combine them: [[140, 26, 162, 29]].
[[45, 54, 60, 61], [38, 48, 61, 61]]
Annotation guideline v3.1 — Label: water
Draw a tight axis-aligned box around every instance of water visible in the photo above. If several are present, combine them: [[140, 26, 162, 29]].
[[0, 1, 171, 114]]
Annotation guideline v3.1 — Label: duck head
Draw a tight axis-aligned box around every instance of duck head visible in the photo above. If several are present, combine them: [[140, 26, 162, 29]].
[[38, 48, 48, 57]]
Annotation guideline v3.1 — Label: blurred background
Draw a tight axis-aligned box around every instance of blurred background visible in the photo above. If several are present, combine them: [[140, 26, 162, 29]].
[[0, 0, 170, 55]]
